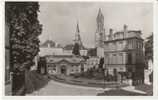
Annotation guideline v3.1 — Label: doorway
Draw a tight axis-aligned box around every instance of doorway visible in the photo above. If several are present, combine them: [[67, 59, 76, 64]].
[[61, 65, 67, 75]]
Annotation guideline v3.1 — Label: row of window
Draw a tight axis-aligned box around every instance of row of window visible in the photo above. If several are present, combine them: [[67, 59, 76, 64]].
[[104, 41, 124, 51], [105, 52, 135, 64], [104, 39, 143, 51], [105, 53, 124, 64]]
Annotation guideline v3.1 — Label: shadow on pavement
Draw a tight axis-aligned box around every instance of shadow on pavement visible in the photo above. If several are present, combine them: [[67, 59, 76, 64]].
[[25, 70, 50, 94]]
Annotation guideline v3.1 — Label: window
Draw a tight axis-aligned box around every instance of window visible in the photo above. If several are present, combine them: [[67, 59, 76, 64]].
[[119, 53, 123, 64], [81, 65, 84, 72], [127, 53, 132, 64], [119, 41, 123, 49], [112, 54, 116, 64], [132, 40, 134, 49], [137, 42, 139, 49]]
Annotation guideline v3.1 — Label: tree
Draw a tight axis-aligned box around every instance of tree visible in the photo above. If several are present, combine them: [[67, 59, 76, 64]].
[[72, 43, 80, 56], [6, 2, 42, 95], [99, 57, 104, 69]]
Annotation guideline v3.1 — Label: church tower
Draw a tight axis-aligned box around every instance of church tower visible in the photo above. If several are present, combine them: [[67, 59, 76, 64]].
[[74, 21, 84, 49], [95, 8, 105, 47], [95, 8, 105, 57]]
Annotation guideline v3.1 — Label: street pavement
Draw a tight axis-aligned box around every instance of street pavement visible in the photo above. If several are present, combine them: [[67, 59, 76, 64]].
[[26, 80, 147, 96], [26, 80, 110, 96]]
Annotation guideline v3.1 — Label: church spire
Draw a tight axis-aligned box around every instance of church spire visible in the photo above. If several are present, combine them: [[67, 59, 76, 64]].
[[76, 21, 80, 33], [95, 8, 105, 48], [98, 8, 102, 17], [74, 21, 84, 49], [96, 8, 104, 33]]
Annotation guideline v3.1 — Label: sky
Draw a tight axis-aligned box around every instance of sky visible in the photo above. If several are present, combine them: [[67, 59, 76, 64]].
[[38, 2, 153, 48]]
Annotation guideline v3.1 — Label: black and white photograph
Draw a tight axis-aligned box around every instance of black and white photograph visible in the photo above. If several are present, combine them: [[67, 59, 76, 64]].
[[4, 1, 153, 96]]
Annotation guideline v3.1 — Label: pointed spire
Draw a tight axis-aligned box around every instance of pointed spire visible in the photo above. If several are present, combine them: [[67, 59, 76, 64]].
[[76, 21, 80, 33], [99, 8, 101, 14], [97, 8, 103, 18]]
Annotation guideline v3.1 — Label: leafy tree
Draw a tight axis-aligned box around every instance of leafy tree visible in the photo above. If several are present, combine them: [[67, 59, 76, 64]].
[[6, 2, 42, 95], [99, 57, 104, 69], [72, 43, 80, 56]]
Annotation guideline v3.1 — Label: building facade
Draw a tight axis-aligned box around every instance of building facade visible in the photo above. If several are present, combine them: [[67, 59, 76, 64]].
[[46, 55, 85, 75], [104, 25, 145, 83]]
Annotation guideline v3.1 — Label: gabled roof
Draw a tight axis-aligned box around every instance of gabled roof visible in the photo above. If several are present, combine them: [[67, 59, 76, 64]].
[[47, 56, 85, 64]]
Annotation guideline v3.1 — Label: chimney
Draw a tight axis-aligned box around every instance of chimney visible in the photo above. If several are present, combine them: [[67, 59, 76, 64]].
[[123, 24, 128, 31], [109, 28, 113, 40], [109, 28, 113, 35], [123, 24, 128, 38]]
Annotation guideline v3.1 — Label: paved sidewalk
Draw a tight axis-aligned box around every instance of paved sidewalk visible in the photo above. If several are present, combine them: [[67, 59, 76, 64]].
[[27, 80, 111, 96], [121, 86, 146, 94]]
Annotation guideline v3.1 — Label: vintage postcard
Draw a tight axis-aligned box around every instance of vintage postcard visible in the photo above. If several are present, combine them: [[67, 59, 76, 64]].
[[4, 0, 154, 97]]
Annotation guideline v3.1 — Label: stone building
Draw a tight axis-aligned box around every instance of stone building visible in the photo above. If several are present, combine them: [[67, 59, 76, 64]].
[[104, 25, 145, 83], [45, 55, 85, 75], [94, 8, 145, 83]]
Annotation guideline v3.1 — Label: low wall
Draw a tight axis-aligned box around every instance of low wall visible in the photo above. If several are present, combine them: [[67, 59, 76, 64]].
[[49, 75, 128, 88]]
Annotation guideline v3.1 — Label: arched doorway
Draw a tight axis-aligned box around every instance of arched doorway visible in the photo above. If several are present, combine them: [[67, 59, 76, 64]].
[[61, 65, 67, 75]]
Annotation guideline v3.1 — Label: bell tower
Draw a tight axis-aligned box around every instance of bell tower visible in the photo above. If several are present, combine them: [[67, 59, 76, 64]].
[[95, 8, 105, 57], [95, 8, 105, 48]]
